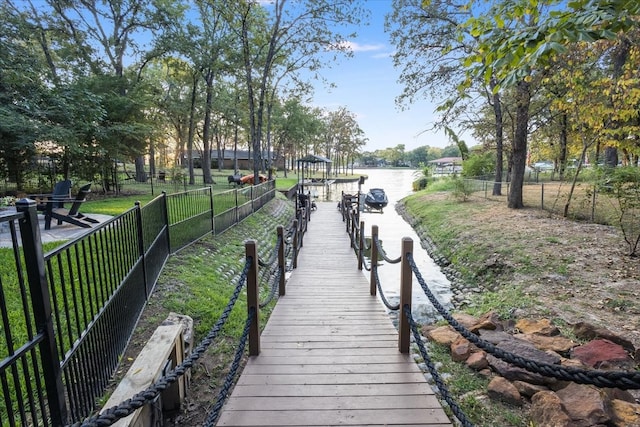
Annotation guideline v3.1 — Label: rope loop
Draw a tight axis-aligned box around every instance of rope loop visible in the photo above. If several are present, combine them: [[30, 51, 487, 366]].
[[374, 235, 401, 264], [374, 265, 399, 311]]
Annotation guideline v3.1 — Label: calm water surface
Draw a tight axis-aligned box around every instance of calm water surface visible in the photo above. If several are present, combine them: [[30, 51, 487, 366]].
[[313, 168, 452, 324]]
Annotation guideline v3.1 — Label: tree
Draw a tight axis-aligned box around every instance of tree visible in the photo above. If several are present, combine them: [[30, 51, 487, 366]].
[[231, 0, 366, 184], [464, 0, 640, 208]]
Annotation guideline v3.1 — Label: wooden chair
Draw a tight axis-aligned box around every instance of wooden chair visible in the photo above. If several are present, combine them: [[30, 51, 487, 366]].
[[44, 183, 99, 230], [31, 180, 73, 212]]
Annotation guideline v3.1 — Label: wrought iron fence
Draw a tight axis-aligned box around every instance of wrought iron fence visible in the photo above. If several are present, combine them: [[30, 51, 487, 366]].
[[0, 180, 275, 426]]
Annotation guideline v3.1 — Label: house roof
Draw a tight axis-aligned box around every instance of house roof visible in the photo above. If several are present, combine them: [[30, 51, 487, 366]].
[[428, 157, 462, 165], [296, 154, 332, 164]]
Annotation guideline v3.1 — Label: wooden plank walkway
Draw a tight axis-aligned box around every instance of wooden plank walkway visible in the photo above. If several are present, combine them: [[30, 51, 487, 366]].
[[216, 202, 452, 426]]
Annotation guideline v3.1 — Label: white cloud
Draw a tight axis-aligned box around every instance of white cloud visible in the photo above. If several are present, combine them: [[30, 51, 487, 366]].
[[333, 41, 386, 53]]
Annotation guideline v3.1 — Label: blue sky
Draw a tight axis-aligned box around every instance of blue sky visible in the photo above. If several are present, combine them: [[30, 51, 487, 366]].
[[308, 1, 452, 152]]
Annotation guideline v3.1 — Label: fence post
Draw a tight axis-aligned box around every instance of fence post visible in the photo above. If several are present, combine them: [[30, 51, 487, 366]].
[[541, 182, 544, 210], [292, 219, 299, 269], [398, 237, 413, 354], [162, 191, 171, 254], [209, 186, 215, 236], [135, 201, 149, 297], [358, 221, 364, 270], [370, 225, 378, 296], [246, 240, 260, 356], [16, 199, 68, 424], [277, 226, 285, 296]]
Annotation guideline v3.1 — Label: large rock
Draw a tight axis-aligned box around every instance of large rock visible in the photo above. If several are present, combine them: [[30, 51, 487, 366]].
[[422, 325, 460, 346], [487, 339, 561, 385], [452, 312, 480, 330], [610, 399, 640, 427], [487, 376, 522, 406], [530, 391, 573, 427], [450, 337, 473, 362], [556, 383, 612, 426], [514, 333, 576, 354], [478, 329, 516, 345], [573, 321, 635, 353], [513, 380, 549, 398], [466, 351, 489, 370], [469, 311, 503, 332], [571, 339, 635, 369], [516, 318, 560, 336]]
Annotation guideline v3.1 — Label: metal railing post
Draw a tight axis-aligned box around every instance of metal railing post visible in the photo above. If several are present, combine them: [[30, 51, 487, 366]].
[[399, 237, 413, 354], [135, 201, 149, 297], [292, 219, 299, 269], [246, 240, 260, 356], [277, 226, 285, 296], [370, 225, 378, 296], [17, 199, 68, 424], [358, 221, 364, 270], [162, 191, 171, 254]]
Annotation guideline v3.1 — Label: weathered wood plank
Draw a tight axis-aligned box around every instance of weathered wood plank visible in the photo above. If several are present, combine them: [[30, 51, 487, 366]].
[[241, 362, 421, 375], [215, 202, 451, 427], [217, 409, 451, 426]]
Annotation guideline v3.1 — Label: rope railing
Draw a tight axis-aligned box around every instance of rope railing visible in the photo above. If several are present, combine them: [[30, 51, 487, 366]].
[[404, 304, 474, 427], [203, 307, 255, 426], [406, 253, 640, 390], [374, 234, 401, 264]]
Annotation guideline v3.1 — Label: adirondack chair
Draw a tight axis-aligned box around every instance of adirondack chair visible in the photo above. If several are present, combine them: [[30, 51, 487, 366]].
[[31, 180, 73, 212], [44, 183, 99, 230]]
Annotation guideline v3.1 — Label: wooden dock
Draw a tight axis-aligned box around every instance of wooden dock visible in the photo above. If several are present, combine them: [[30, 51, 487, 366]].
[[216, 202, 452, 426]]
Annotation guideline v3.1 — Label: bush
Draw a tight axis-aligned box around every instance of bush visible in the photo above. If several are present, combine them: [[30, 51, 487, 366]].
[[462, 153, 494, 178], [413, 177, 428, 191]]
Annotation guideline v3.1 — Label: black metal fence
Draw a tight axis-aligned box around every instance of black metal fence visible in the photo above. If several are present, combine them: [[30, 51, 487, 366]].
[[0, 180, 275, 426]]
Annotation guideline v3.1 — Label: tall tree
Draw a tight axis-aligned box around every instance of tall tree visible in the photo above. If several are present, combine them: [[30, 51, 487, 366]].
[[231, 0, 366, 184]]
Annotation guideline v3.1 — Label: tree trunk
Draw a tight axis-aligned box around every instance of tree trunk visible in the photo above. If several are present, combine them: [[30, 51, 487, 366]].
[[135, 156, 146, 182], [187, 74, 198, 185], [491, 81, 504, 196], [604, 146, 618, 167], [508, 80, 531, 209], [559, 113, 568, 180], [201, 70, 214, 185]]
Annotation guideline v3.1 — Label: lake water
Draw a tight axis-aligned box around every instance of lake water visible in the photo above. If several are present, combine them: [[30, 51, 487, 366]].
[[312, 168, 453, 324]]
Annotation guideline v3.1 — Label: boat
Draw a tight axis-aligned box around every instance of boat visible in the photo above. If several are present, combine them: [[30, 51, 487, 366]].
[[364, 188, 388, 212]]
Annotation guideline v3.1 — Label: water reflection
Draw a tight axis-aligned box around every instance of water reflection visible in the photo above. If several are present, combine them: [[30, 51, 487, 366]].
[[314, 168, 452, 324]]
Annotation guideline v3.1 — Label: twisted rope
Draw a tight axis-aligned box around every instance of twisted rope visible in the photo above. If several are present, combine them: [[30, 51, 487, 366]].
[[69, 259, 253, 427], [203, 307, 255, 426], [259, 264, 282, 308], [258, 235, 282, 268], [374, 235, 401, 264], [374, 265, 399, 311], [404, 305, 474, 427], [407, 253, 640, 389]]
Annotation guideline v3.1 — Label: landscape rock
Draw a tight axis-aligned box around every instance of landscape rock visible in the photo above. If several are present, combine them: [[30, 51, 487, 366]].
[[556, 383, 611, 426], [466, 351, 489, 370], [514, 333, 576, 353], [450, 337, 473, 362], [530, 391, 573, 427], [478, 329, 515, 345], [452, 312, 479, 330], [487, 339, 561, 385], [513, 380, 548, 398], [610, 399, 640, 427], [422, 325, 460, 346], [470, 311, 502, 332], [516, 318, 560, 336], [573, 321, 636, 353], [487, 376, 522, 406], [571, 339, 635, 369]]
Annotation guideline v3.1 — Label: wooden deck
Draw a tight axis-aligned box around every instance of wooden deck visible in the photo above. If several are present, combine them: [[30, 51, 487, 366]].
[[216, 202, 452, 426]]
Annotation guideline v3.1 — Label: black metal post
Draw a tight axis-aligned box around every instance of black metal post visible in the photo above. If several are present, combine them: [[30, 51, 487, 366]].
[[17, 199, 68, 425]]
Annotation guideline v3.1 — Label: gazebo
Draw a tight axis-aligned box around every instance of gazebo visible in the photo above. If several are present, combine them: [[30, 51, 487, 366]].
[[296, 154, 332, 209]]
